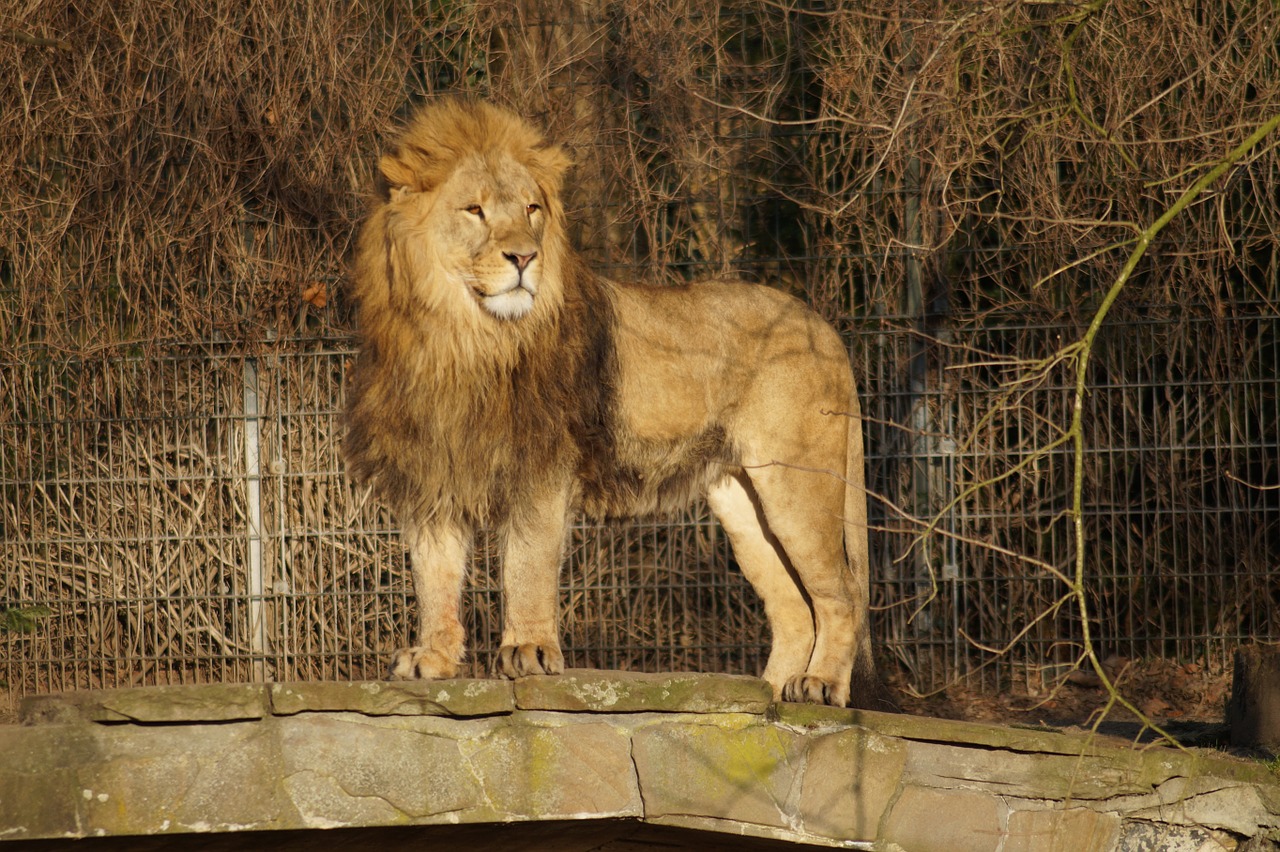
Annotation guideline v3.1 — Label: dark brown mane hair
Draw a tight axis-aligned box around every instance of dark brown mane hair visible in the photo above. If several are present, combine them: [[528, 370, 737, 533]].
[[343, 100, 614, 529]]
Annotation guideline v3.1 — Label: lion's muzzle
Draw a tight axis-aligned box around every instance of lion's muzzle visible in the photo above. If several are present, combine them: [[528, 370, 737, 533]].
[[476, 279, 536, 320]]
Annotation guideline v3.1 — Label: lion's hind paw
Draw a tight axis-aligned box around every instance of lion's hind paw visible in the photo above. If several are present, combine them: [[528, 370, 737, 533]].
[[497, 643, 565, 678]]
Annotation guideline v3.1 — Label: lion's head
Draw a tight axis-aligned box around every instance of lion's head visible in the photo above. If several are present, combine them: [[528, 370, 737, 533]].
[[364, 99, 574, 328], [345, 100, 599, 524]]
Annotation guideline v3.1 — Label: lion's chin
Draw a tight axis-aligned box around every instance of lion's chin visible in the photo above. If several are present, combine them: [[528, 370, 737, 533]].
[[478, 286, 535, 320]]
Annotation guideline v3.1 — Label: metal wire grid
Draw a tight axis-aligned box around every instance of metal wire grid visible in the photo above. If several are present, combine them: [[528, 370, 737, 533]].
[[858, 312, 1280, 691], [4, 310, 1278, 697], [0, 346, 764, 693]]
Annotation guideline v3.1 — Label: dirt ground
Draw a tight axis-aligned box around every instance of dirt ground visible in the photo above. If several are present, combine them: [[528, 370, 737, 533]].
[[887, 656, 1236, 747]]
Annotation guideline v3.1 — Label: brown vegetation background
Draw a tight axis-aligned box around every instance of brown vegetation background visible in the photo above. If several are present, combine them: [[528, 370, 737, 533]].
[[3, 1, 1279, 709]]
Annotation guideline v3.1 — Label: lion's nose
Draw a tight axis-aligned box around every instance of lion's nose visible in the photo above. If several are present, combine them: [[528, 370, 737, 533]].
[[504, 251, 537, 271]]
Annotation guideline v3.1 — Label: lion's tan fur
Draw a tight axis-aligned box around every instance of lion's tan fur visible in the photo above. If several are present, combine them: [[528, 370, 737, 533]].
[[344, 100, 881, 708]]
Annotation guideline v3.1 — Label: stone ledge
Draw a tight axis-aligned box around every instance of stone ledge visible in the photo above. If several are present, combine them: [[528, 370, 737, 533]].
[[778, 702, 1119, 756], [19, 670, 775, 725], [7, 671, 1280, 851], [513, 669, 773, 714], [269, 678, 514, 718], [19, 682, 270, 725]]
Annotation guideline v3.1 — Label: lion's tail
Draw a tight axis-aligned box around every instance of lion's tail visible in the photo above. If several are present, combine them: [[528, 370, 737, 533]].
[[845, 381, 896, 711]]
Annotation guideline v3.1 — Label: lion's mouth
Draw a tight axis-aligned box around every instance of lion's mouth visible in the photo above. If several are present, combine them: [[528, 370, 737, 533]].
[[474, 280, 526, 298], [474, 281, 536, 320]]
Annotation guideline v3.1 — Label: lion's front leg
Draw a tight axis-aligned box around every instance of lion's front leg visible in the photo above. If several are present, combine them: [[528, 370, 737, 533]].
[[497, 486, 573, 678], [388, 521, 471, 680]]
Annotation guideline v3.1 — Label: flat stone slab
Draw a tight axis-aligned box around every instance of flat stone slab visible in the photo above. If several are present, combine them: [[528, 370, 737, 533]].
[[6, 672, 1280, 850], [270, 678, 514, 717], [513, 669, 773, 714], [19, 683, 270, 724]]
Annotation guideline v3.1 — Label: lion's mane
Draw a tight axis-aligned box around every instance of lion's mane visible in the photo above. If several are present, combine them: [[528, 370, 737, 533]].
[[343, 100, 615, 529]]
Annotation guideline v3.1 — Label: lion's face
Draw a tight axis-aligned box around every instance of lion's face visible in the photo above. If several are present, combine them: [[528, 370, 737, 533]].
[[382, 153, 557, 322]]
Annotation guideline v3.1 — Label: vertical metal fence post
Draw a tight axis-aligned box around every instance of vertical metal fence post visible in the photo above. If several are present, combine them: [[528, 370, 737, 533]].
[[901, 24, 937, 664], [243, 357, 268, 681]]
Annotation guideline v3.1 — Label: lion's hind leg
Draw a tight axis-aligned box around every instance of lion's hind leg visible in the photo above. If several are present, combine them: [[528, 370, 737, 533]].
[[389, 521, 470, 680], [738, 462, 857, 708], [706, 473, 815, 700]]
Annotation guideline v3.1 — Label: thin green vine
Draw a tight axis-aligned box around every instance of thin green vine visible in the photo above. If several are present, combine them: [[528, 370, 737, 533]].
[[1068, 112, 1280, 744]]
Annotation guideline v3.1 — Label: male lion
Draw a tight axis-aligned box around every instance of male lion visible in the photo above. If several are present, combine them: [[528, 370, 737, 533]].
[[344, 99, 877, 707]]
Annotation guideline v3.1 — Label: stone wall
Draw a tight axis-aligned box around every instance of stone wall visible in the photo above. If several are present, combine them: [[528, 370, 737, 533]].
[[3, 672, 1278, 850]]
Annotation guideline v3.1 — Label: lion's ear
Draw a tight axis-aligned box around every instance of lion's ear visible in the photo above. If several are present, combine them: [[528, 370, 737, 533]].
[[379, 153, 418, 193], [528, 143, 572, 204], [533, 144, 572, 183]]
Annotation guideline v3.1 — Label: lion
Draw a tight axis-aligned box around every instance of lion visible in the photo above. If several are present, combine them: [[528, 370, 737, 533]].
[[344, 99, 878, 707]]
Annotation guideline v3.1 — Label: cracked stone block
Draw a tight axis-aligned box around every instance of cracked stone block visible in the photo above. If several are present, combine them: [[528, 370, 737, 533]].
[[83, 721, 282, 835], [903, 738, 1162, 802], [463, 720, 641, 819], [0, 724, 87, 837], [270, 679, 514, 718], [632, 719, 805, 831], [513, 670, 773, 714], [1117, 820, 1239, 852], [799, 726, 906, 841], [880, 784, 1005, 852], [1004, 807, 1121, 852], [1120, 775, 1280, 840], [277, 713, 491, 826], [775, 702, 1098, 757]]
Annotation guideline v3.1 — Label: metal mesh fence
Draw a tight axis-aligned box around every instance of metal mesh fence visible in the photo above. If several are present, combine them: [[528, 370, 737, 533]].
[[0, 345, 762, 692], [858, 310, 1280, 691], [5, 307, 1279, 697]]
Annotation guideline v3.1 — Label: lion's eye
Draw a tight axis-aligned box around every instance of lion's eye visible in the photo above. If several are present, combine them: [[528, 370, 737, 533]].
[[464, 205, 485, 220], [526, 203, 540, 216]]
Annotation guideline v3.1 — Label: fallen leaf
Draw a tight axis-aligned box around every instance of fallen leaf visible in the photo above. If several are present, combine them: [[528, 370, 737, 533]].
[[1066, 670, 1103, 689], [302, 281, 328, 308], [1141, 696, 1171, 717]]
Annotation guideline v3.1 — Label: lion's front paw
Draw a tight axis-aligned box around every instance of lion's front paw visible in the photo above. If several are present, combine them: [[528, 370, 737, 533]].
[[782, 674, 848, 707], [387, 646, 459, 680], [497, 642, 565, 678]]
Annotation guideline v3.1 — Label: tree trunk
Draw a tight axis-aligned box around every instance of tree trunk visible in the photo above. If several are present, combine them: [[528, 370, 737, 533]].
[[1227, 645, 1280, 750]]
